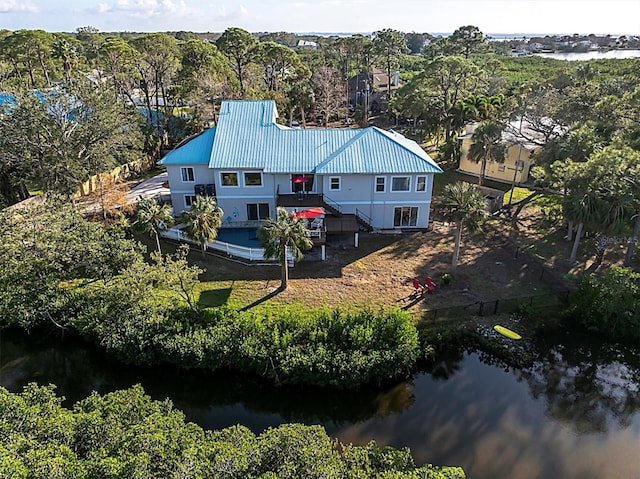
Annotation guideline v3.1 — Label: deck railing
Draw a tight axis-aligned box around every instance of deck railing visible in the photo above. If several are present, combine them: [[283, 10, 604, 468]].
[[161, 227, 268, 262], [321, 194, 342, 215]]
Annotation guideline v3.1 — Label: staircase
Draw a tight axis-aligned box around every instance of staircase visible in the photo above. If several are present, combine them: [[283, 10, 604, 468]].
[[321, 194, 342, 217], [355, 208, 374, 232]]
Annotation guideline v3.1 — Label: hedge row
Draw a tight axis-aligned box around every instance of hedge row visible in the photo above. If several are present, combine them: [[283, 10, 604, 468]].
[[72, 288, 420, 388]]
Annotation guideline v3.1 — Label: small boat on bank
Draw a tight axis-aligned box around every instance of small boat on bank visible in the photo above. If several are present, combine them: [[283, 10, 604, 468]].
[[494, 325, 522, 340]]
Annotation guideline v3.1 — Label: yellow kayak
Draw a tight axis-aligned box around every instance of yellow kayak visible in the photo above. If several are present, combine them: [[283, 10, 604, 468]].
[[494, 325, 522, 340]]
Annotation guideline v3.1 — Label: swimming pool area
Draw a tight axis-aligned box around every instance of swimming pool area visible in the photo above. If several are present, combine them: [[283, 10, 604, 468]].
[[215, 227, 262, 248]]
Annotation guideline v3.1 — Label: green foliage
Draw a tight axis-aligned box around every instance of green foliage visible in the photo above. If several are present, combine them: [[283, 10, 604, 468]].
[[74, 303, 420, 388], [0, 78, 146, 198], [0, 384, 465, 478], [468, 121, 507, 185], [559, 144, 640, 262], [133, 198, 174, 254], [435, 182, 488, 270], [568, 267, 640, 343], [180, 195, 224, 259], [216, 27, 259, 96], [0, 199, 417, 388], [0, 201, 142, 329]]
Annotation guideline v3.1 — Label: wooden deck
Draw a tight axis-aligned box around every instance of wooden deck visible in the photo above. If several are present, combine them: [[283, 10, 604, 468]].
[[277, 193, 323, 208], [277, 194, 359, 234], [325, 214, 359, 234]]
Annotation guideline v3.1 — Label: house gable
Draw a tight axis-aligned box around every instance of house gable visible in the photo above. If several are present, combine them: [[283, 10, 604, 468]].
[[160, 128, 216, 165]]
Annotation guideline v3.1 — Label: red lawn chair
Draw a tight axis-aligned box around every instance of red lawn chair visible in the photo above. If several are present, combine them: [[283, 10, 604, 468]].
[[423, 277, 437, 293]]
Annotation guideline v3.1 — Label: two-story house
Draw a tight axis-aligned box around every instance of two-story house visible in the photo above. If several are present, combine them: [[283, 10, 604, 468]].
[[457, 120, 544, 185], [160, 100, 442, 232]]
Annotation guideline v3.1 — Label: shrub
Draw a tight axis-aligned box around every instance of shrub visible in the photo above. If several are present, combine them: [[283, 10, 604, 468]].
[[567, 266, 640, 343], [73, 300, 420, 388]]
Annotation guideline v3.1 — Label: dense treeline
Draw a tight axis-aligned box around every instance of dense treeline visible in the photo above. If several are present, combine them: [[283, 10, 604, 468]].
[[0, 383, 465, 478], [2, 25, 640, 226], [74, 300, 419, 388], [0, 202, 419, 388]]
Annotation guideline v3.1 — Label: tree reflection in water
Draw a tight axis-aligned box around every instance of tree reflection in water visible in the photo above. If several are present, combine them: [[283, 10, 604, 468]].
[[429, 330, 640, 435], [523, 331, 640, 434], [4, 326, 640, 439], [0, 328, 415, 428]]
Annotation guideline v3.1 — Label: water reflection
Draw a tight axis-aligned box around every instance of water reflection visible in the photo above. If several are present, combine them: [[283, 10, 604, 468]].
[[3, 328, 640, 479], [525, 331, 640, 434], [0, 328, 415, 428]]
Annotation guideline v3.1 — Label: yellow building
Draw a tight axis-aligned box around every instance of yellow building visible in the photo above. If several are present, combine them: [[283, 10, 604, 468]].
[[458, 121, 540, 185]]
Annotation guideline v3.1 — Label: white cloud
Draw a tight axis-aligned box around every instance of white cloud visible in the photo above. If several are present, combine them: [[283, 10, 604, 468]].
[[0, 0, 39, 13], [208, 4, 248, 22], [95, 0, 191, 18]]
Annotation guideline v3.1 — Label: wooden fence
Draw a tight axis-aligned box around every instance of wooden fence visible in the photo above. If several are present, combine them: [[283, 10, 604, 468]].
[[75, 156, 155, 197]]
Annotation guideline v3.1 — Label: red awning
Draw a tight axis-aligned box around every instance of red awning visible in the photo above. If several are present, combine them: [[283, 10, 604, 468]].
[[295, 207, 325, 218]]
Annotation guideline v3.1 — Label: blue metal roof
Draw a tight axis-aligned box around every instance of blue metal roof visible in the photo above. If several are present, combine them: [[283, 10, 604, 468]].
[[206, 100, 441, 174], [0, 93, 17, 112], [159, 128, 216, 165]]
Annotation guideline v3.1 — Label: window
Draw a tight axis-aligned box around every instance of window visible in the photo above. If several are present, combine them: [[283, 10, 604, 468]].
[[393, 206, 418, 227], [330, 177, 341, 191], [220, 172, 239, 186], [181, 167, 194, 182], [416, 176, 427, 192], [391, 176, 410, 191], [375, 177, 385, 192], [184, 195, 197, 208], [247, 203, 270, 221], [244, 172, 262, 186]]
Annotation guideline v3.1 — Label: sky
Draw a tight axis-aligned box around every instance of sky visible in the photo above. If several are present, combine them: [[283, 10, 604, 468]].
[[1, 0, 639, 36]]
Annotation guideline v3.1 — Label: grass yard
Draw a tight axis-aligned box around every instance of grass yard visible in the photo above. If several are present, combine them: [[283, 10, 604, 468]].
[[154, 223, 561, 320]]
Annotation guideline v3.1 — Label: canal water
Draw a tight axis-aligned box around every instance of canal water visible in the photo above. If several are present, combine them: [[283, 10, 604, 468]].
[[534, 49, 640, 60], [2, 328, 640, 479]]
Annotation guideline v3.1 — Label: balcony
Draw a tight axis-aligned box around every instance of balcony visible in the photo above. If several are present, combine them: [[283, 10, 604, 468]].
[[276, 192, 322, 208]]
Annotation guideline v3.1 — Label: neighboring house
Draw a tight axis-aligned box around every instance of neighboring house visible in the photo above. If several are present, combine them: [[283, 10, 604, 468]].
[[348, 69, 402, 111], [458, 120, 543, 185], [296, 39, 318, 49], [160, 100, 442, 232]]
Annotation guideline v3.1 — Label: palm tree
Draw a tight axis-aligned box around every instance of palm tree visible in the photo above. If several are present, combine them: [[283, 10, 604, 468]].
[[468, 121, 507, 186], [180, 196, 224, 259], [448, 97, 478, 133], [564, 147, 638, 264], [133, 198, 174, 254], [258, 207, 313, 290], [435, 182, 488, 270], [51, 38, 79, 81]]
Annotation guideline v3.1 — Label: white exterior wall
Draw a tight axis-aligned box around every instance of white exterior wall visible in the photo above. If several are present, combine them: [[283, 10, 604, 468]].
[[321, 173, 435, 229], [166, 164, 215, 212], [167, 164, 436, 229], [212, 168, 276, 224]]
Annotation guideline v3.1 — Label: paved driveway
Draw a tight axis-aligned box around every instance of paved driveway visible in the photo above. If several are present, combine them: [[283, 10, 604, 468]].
[[126, 172, 170, 203]]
